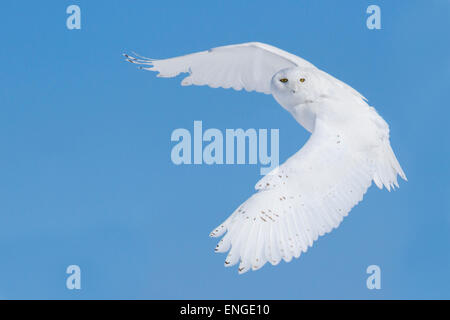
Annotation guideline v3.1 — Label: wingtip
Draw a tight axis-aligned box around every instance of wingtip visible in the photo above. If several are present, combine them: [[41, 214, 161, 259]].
[[122, 52, 155, 69], [209, 224, 226, 238], [238, 266, 250, 275]]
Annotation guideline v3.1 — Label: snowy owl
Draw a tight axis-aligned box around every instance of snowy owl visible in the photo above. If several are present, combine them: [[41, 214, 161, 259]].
[[125, 42, 406, 274]]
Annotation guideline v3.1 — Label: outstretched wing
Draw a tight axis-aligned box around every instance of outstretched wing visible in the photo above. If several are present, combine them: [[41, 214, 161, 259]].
[[124, 42, 315, 94], [210, 118, 404, 274]]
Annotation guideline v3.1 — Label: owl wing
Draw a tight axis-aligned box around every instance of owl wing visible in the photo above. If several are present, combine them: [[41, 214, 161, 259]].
[[210, 117, 405, 273], [124, 42, 315, 94]]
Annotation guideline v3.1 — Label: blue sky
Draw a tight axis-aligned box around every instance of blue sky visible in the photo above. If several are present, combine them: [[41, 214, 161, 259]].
[[0, 0, 449, 299]]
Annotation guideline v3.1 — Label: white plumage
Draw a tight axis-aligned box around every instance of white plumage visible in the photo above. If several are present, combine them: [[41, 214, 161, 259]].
[[125, 42, 407, 274]]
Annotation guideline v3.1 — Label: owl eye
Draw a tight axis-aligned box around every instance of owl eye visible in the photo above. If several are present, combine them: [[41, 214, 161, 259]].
[[279, 78, 288, 83], [299, 78, 306, 83]]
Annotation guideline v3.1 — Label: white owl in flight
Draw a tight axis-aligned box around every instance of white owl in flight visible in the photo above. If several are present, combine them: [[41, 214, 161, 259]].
[[125, 42, 406, 274]]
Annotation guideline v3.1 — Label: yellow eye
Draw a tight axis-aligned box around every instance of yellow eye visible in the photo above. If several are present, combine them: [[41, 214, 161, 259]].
[[299, 78, 306, 83], [279, 78, 288, 83]]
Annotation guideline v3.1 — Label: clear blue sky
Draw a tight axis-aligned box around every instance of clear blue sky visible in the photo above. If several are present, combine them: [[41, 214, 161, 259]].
[[0, 0, 448, 299]]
